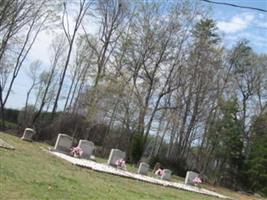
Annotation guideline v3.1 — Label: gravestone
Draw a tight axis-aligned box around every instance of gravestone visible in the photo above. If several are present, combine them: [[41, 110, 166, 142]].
[[54, 133, 73, 153], [107, 149, 126, 166], [138, 162, 150, 175], [185, 171, 199, 185], [21, 128, 35, 142], [78, 140, 94, 159], [161, 169, 172, 181]]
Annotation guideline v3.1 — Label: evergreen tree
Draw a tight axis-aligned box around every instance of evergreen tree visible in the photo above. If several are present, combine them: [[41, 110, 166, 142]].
[[245, 112, 267, 196], [208, 98, 244, 187]]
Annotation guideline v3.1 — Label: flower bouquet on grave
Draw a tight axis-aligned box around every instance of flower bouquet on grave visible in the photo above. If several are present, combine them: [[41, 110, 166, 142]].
[[70, 147, 83, 158], [155, 168, 164, 177], [193, 176, 202, 188], [115, 159, 127, 170]]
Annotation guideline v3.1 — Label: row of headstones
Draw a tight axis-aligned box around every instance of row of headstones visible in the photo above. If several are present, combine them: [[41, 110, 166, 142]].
[[54, 134, 94, 159], [108, 149, 172, 180], [21, 130, 95, 159], [23, 132, 199, 185], [54, 134, 199, 185], [24, 131, 199, 185], [21, 130, 94, 159], [21, 129, 199, 184], [106, 148, 199, 185]]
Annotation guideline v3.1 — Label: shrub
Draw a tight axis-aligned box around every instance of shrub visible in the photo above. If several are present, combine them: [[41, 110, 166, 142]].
[[130, 134, 144, 163]]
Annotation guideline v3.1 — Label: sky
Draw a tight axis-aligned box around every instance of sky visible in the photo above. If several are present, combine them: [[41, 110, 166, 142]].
[[6, 0, 267, 109], [207, 0, 267, 52]]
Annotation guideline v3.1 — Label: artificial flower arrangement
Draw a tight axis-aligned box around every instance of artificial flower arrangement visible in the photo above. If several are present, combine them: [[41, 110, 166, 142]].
[[115, 159, 127, 170], [155, 168, 164, 177], [70, 146, 83, 158], [193, 176, 202, 188]]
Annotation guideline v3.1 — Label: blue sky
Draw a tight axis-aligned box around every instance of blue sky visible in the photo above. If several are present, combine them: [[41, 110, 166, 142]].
[[207, 0, 267, 52], [6, 0, 267, 109]]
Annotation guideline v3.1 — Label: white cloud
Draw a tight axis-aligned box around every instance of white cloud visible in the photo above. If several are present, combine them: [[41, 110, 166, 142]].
[[217, 13, 255, 33], [258, 13, 265, 20], [255, 21, 267, 28]]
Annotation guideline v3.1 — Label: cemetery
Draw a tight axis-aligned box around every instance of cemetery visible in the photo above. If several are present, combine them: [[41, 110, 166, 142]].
[[0, 0, 267, 199], [44, 133, 230, 199], [1, 130, 267, 200]]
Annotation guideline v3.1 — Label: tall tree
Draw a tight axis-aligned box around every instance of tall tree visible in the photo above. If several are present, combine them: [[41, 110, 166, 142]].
[[51, 0, 92, 118], [206, 98, 244, 187], [0, 0, 52, 128], [244, 112, 267, 196]]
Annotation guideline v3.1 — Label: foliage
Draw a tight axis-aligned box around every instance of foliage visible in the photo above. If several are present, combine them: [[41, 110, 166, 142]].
[[244, 112, 267, 196], [149, 156, 187, 178], [207, 98, 244, 187], [130, 134, 144, 163], [0, 0, 266, 194], [4, 108, 19, 124], [17, 106, 37, 129]]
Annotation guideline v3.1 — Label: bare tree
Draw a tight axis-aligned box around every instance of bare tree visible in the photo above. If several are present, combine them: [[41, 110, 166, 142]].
[[24, 60, 42, 111], [0, 0, 52, 128], [51, 0, 92, 118], [32, 34, 66, 124]]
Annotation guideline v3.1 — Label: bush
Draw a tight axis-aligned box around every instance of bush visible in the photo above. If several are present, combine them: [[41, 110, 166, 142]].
[[149, 156, 187, 177], [4, 108, 19, 123], [36, 112, 89, 142], [17, 106, 36, 132], [242, 112, 267, 197], [130, 134, 144, 163], [149, 156, 160, 169]]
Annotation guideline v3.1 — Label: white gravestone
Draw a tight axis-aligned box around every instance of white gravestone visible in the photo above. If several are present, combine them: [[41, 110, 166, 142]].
[[185, 171, 199, 185], [107, 149, 126, 166], [21, 128, 35, 142], [161, 169, 172, 181], [54, 133, 73, 153], [78, 140, 94, 159], [138, 162, 150, 175]]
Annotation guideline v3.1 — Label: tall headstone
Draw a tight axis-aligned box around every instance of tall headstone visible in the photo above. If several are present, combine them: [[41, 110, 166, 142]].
[[77, 140, 94, 159], [138, 162, 150, 175], [54, 133, 73, 153], [21, 128, 35, 142], [107, 149, 126, 166], [185, 171, 199, 185], [161, 169, 172, 181]]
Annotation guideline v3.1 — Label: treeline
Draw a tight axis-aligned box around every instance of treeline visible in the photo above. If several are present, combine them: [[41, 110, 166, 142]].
[[0, 0, 266, 195]]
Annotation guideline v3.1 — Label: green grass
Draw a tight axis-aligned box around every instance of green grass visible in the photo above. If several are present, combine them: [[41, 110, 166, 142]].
[[0, 132, 221, 200]]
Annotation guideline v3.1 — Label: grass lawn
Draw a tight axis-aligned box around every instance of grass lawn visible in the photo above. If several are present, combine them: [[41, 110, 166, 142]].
[[0, 132, 265, 200]]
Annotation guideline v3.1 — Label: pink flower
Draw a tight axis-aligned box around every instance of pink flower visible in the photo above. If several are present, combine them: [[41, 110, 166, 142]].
[[155, 169, 164, 176], [115, 159, 126, 170], [193, 176, 202, 184], [70, 147, 83, 157]]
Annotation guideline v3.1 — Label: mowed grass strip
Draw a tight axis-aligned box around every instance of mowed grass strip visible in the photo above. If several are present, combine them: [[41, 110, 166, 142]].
[[0, 132, 221, 200]]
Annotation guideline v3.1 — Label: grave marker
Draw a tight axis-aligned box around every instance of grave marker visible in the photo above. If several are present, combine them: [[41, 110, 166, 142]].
[[107, 149, 126, 166], [54, 133, 73, 153], [185, 171, 199, 185], [21, 128, 35, 142], [78, 140, 94, 159], [138, 162, 150, 175]]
